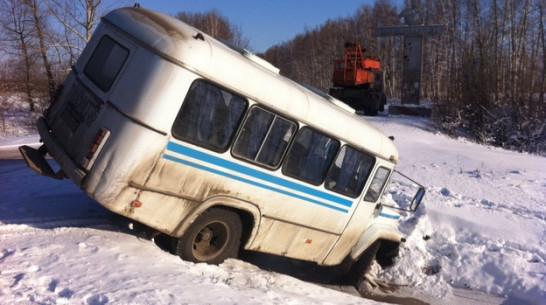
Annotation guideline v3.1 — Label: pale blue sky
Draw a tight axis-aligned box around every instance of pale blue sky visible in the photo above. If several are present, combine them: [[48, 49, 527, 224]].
[[139, 0, 405, 52]]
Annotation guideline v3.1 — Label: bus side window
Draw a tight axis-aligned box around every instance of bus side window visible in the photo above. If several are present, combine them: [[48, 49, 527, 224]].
[[172, 80, 247, 152], [232, 107, 274, 161], [325, 146, 374, 197], [364, 167, 391, 202], [257, 117, 296, 167], [283, 127, 339, 185], [232, 107, 297, 168]]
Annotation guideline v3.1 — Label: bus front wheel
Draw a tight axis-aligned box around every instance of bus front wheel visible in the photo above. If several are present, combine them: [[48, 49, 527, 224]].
[[346, 241, 380, 291], [174, 208, 242, 265]]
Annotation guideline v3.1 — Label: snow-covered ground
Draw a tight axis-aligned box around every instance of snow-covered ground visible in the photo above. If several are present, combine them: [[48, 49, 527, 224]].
[[1, 110, 544, 304], [370, 116, 545, 305]]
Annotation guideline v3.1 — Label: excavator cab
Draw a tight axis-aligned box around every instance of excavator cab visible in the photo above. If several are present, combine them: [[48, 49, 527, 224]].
[[332, 42, 380, 87], [330, 42, 387, 116]]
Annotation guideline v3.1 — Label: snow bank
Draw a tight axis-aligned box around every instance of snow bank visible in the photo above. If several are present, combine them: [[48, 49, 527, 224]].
[[368, 116, 545, 304]]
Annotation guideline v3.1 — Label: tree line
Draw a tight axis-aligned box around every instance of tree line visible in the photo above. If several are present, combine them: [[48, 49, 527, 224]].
[[262, 0, 545, 154], [1, 0, 544, 154]]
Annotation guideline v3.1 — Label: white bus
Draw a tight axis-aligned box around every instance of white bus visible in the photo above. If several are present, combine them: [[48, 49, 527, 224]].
[[20, 6, 424, 286]]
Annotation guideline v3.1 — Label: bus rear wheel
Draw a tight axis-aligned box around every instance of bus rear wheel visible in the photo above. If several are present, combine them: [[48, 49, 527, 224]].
[[174, 208, 242, 265]]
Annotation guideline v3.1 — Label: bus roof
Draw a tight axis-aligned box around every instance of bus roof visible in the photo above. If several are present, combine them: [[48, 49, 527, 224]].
[[102, 7, 399, 162]]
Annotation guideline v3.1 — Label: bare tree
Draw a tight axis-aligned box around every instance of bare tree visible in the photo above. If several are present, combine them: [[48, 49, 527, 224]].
[[176, 10, 250, 49], [0, 0, 36, 111], [538, 0, 546, 107], [44, 0, 102, 48], [24, 0, 56, 99]]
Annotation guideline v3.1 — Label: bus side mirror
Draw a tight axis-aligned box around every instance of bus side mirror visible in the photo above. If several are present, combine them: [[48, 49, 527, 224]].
[[410, 187, 426, 211]]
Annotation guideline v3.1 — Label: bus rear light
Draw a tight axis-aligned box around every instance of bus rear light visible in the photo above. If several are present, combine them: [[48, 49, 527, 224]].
[[83, 127, 110, 169], [131, 200, 142, 208]]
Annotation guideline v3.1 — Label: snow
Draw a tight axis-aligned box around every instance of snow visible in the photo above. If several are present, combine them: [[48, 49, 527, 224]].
[[1, 113, 545, 305], [369, 116, 545, 305]]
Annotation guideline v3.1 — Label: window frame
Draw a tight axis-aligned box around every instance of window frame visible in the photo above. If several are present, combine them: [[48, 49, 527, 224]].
[[231, 106, 298, 170], [324, 145, 376, 198], [364, 166, 392, 202]]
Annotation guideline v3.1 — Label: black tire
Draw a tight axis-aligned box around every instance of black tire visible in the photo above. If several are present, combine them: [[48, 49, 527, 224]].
[[376, 242, 400, 267], [379, 93, 387, 112], [173, 208, 242, 265], [364, 93, 380, 116], [346, 241, 381, 288], [367, 106, 379, 116]]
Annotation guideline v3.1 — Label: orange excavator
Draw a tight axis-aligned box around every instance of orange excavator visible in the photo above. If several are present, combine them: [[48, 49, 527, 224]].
[[329, 42, 386, 116]]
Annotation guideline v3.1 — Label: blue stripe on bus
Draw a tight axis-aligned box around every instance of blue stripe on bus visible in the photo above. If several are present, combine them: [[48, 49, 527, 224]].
[[163, 141, 353, 212], [379, 212, 400, 219], [163, 154, 348, 213]]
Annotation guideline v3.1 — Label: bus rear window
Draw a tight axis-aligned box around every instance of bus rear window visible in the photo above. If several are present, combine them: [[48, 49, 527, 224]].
[[84, 36, 129, 92]]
